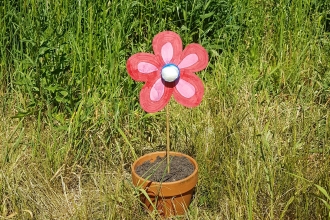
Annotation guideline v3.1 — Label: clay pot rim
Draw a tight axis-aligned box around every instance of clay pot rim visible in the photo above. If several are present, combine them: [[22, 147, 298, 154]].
[[132, 151, 198, 185]]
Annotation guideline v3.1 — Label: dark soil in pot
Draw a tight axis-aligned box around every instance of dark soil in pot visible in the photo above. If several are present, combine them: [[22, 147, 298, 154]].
[[135, 155, 194, 182]]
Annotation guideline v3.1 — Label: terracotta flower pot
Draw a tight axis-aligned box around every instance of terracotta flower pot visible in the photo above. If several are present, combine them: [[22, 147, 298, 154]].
[[131, 151, 198, 217]]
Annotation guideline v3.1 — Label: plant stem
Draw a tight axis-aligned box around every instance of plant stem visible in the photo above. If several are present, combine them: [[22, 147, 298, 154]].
[[166, 104, 170, 173]]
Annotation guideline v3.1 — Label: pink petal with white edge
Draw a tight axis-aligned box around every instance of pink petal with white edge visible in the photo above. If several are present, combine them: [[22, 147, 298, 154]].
[[150, 78, 165, 101], [176, 79, 195, 98], [161, 42, 173, 64], [138, 62, 158, 73], [178, 54, 198, 69]]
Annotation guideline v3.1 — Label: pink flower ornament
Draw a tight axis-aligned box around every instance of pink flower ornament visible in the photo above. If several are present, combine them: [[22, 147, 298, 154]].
[[126, 31, 208, 113]]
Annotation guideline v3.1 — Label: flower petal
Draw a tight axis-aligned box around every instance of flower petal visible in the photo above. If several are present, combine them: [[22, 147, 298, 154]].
[[138, 62, 158, 74], [176, 78, 196, 98], [140, 77, 174, 113], [179, 43, 208, 72], [150, 78, 164, 101], [173, 70, 204, 108], [161, 42, 173, 64], [153, 31, 182, 65], [127, 53, 161, 81], [178, 54, 198, 69]]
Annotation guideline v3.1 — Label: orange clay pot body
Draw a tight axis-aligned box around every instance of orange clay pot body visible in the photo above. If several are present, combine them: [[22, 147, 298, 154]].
[[131, 151, 198, 217]]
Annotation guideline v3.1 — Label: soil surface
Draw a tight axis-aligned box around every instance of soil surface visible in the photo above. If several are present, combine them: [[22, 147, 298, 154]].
[[135, 155, 195, 182]]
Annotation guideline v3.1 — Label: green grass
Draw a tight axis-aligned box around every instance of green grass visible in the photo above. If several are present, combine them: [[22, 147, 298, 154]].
[[1, 0, 330, 219]]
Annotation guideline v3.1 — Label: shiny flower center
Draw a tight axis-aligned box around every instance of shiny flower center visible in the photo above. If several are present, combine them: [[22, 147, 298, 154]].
[[161, 64, 180, 82]]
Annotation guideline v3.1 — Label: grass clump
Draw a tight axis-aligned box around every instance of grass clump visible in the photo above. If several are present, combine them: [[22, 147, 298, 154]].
[[1, 0, 330, 219]]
